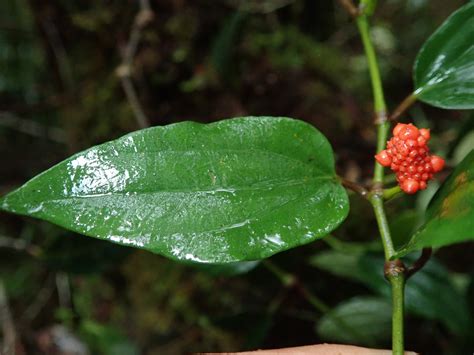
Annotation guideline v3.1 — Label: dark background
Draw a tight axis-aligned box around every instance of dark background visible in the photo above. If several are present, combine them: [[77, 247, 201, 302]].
[[1, 0, 473, 354]]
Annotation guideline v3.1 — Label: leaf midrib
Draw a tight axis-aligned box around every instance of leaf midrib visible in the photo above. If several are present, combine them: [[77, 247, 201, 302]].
[[91, 147, 332, 174], [42, 176, 335, 200]]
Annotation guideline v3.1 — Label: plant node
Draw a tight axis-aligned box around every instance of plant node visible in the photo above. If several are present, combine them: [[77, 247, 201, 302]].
[[384, 259, 406, 279]]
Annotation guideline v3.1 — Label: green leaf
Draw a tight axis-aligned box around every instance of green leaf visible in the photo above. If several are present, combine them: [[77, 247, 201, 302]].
[[397, 150, 474, 256], [317, 296, 391, 346], [0, 117, 348, 263], [389, 210, 420, 250], [211, 11, 246, 81], [309, 250, 368, 284], [413, 2, 474, 109], [358, 255, 472, 335], [311, 247, 472, 334]]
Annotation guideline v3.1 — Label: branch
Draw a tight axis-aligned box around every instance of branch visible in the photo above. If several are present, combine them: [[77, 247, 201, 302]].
[[0, 235, 41, 256], [116, 0, 154, 128], [339, 177, 369, 197], [405, 248, 432, 279], [337, 0, 361, 17], [0, 112, 66, 144], [262, 260, 372, 345], [55, 272, 71, 309], [383, 185, 402, 201], [21, 275, 55, 321], [389, 94, 417, 122]]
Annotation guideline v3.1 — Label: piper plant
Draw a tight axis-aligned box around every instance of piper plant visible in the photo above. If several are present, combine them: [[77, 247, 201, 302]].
[[1, 2, 473, 354]]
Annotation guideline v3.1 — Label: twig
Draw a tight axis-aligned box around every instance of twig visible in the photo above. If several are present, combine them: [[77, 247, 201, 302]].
[[0, 279, 16, 355], [337, 0, 361, 17], [405, 248, 432, 279], [389, 94, 417, 122], [0, 112, 66, 144], [339, 177, 369, 197], [21, 275, 55, 322], [0, 235, 41, 257], [55, 272, 71, 309], [40, 18, 75, 92], [383, 185, 402, 201], [117, 76, 149, 129], [116, 0, 154, 128], [261, 260, 373, 346]]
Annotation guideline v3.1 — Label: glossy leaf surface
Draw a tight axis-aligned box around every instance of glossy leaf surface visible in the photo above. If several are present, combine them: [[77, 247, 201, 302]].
[[397, 150, 474, 256], [0, 117, 348, 263], [413, 2, 474, 109]]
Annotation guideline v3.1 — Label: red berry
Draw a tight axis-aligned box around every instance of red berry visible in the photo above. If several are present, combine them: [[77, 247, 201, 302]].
[[409, 150, 418, 158], [375, 150, 392, 166], [400, 124, 419, 140], [399, 146, 409, 155], [401, 179, 420, 194], [393, 123, 406, 137], [420, 128, 430, 141], [431, 155, 445, 173], [406, 139, 417, 149], [376, 123, 444, 194], [417, 136, 426, 146]]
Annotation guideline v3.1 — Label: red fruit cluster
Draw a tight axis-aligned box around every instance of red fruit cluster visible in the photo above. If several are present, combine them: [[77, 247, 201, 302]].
[[375, 123, 445, 194]]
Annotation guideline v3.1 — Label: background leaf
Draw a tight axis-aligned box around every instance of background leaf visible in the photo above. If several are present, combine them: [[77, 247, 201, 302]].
[[397, 149, 474, 256], [0, 117, 348, 263], [316, 296, 391, 346], [311, 246, 472, 334], [358, 255, 472, 335], [413, 2, 474, 109]]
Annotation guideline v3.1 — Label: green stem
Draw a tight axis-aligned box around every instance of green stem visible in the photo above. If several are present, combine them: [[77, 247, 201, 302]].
[[356, 6, 406, 355], [298, 284, 330, 313], [262, 260, 295, 287], [389, 274, 405, 355], [383, 185, 402, 201], [356, 16, 386, 114], [369, 194, 395, 260], [356, 14, 390, 185], [360, 0, 377, 16], [262, 260, 328, 313], [389, 93, 417, 122]]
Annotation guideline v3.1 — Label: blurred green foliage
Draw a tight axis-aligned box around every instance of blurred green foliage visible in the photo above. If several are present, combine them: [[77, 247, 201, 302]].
[[0, 0, 473, 354]]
